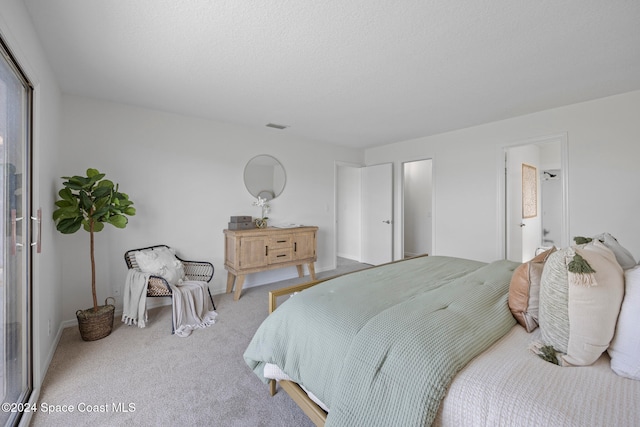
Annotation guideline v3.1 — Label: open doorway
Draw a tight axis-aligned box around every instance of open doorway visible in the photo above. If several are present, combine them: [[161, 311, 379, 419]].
[[336, 163, 362, 263], [503, 134, 568, 262], [402, 159, 433, 258]]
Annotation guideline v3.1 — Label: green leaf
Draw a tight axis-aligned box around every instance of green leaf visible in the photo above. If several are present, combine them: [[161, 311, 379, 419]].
[[108, 215, 128, 228], [54, 200, 73, 208], [96, 179, 114, 189], [86, 168, 100, 178], [124, 207, 136, 216], [58, 187, 75, 201], [83, 220, 105, 233], [56, 217, 83, 234], [79, 191, 93, 211], [92, 205, 110, 220], [86, 176, 103, 189], [53, 206, 82, 221], [92, 185, 112, 199], [67, 176, 91, 188]]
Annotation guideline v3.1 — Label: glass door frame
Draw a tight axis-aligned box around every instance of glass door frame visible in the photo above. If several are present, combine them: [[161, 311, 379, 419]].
[[0, 34, 34, 427]]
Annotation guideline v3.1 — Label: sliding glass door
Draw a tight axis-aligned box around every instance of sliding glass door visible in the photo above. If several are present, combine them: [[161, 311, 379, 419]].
[[0, 38, 33, 427]]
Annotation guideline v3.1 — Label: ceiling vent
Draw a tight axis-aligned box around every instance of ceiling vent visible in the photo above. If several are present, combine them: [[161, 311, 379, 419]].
[[266, 123, 288, 130]]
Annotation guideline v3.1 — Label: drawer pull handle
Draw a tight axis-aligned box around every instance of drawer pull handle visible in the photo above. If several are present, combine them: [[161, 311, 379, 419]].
[[277, 240, 286, 243], [277, 254, 286, 258], [265, 246, 268, 256]]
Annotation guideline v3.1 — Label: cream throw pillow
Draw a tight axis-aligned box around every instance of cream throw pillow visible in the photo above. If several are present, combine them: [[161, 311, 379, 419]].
[[134, 247, 185, 285], [538, 241, 624, 366]]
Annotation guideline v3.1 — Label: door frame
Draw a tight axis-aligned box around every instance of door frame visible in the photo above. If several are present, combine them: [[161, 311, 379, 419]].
[[498, 133, 569, 260], [0, 34, 34, 427]]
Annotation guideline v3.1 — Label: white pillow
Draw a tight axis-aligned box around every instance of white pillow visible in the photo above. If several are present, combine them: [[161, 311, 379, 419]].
[[134, 247, 185, 285], [608, 265, 640, 380], [592, 233, 636, 270]]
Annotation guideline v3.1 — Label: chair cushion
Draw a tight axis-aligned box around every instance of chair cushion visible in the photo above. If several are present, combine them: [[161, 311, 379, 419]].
[[135, 247, 185, 285]]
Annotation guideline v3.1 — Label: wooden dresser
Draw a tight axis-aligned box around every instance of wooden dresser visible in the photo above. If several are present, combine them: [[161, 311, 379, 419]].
[[224, 226, 318, 300]]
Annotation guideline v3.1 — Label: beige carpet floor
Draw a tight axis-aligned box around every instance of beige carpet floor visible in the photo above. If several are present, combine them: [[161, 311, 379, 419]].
[[30, 259, 369, 427]]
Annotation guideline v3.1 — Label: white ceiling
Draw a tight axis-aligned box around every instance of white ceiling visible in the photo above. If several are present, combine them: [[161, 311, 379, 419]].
[[23, 0, 640, 149]]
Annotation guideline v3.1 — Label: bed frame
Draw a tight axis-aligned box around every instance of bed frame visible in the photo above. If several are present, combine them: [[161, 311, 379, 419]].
[[265, 254, 429, 427]]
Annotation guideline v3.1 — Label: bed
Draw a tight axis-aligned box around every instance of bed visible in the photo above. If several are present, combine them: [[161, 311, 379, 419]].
[[244, 252, 640, 426]]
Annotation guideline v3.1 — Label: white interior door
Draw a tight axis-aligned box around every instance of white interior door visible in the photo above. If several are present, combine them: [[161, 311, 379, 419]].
[[506, 146, 541, 262], [362, 163, 393, 265]]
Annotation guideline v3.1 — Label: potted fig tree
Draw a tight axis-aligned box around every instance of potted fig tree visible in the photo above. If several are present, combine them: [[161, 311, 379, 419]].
[[53, 168, 135, 341]]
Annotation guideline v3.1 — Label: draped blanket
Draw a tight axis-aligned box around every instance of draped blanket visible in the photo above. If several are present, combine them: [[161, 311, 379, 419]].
[[122, 269, 150, 327], [123, 270, 217, 337], [169, 281, 217, 337], [244, 256, 519, 426]]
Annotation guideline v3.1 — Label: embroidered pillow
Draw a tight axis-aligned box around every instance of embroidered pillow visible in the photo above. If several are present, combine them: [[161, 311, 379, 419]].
[[508, 247, 556, 332], [537, 241, 624, 366], [134, 247, 185, 285], [608, 264, 640, 380]]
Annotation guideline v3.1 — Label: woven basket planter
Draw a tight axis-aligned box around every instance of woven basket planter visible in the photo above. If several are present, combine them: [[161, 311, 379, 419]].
[[76, 297, 115, 341]]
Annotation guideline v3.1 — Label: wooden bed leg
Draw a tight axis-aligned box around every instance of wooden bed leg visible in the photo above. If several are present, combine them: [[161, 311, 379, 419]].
[[270, 379, 276, 396]]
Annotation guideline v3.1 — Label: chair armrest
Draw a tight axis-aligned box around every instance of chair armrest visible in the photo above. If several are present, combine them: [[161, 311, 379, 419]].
[[147, 275, 172, 296], [182, 261, 214, 282]]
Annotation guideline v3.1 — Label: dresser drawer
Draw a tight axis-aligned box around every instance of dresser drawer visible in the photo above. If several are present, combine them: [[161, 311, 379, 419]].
[[269, 235, 293, 249], [268, 248, 293, 264]]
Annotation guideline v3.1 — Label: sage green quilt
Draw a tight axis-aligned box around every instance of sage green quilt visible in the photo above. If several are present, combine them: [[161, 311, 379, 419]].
[[244, 256, 519, 426]]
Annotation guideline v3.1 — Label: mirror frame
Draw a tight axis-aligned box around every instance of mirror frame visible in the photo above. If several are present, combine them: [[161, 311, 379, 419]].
[[243, 154, 287, 200]]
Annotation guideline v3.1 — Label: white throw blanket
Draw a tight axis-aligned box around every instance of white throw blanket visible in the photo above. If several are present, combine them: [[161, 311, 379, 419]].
[[122, 270, 217, 336], [122, 269, 151, 327], [169, 281, 217, 337]]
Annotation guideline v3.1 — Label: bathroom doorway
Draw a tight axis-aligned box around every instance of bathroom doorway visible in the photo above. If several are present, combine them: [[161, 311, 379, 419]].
[[402, 159, 433, 258]]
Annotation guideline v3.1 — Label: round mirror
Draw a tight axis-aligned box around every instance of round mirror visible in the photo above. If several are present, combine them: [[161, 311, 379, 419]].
[[243, 155, 286, 200]]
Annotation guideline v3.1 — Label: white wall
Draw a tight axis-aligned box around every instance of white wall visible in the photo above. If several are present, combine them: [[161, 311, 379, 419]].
[[366, 90, 640, 263], [0, 0, 63, 398], [58, 95, 364, 322]]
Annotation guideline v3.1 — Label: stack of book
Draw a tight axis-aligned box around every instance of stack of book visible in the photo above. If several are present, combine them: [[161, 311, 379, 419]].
[[228, 215, 254, 230]]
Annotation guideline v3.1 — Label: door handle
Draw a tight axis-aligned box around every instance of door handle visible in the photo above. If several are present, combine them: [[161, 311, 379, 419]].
[[382, 220, 391, 224], [11, 209, 20, 255], [12, 208, 43, 255], [519, 223, 526, 227], [32, 208, 42, 253]]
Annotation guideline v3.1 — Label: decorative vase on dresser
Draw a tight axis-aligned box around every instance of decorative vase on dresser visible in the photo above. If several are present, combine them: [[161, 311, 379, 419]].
[[223, 226, 318, 300]]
